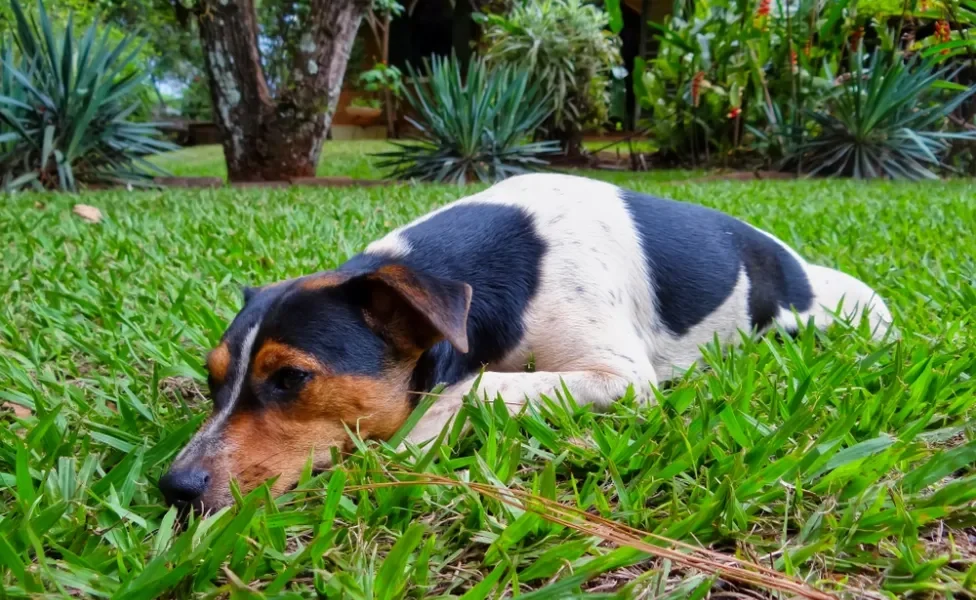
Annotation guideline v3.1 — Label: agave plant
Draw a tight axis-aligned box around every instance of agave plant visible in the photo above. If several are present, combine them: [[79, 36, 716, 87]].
[[0, 0, 176, 192], [374, 54, 559, 184], [787, 48, 976, 180]]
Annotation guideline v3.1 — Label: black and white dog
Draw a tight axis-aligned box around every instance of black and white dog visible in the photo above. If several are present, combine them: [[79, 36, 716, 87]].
[[160, 173, 893, 511]]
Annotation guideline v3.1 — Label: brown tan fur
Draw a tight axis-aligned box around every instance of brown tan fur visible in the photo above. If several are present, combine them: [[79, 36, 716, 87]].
[[206, 342, 230, 385], [212, 339, 415, 499], [167, 266, 471, 509], [298, 272, 354, 291]]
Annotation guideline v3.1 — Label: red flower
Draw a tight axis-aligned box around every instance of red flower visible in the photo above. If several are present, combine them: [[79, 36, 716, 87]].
[[691, 71, 705, 106], [790, 49, 798, 66], [728, 107, 742, 119], [691, 71, 705, 107], [756, 0, 771, 17], [850, 26, 865, 50], [935, 20, 951, 43]]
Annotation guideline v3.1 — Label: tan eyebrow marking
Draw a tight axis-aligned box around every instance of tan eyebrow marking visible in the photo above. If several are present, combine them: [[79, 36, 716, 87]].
[[252, 340, 326, 381], [206, 342, 231, 383], [298, 272, 354, 291]]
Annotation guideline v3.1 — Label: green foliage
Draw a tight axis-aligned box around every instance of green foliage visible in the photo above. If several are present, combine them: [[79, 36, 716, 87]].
[[179, 76, 212, 121], [478, 0, 624, 150], [633, 0, 976, 177], [0, 0, 204, 88], [788, 49, 976, 179], [259, 0, 312, 94], [0, 0, 176, 191], [357, 62, 403, 97], [370, 0, 404, 17], [636, 0, 854, 164], [350, 95, 383, 109], [376, 54, 559, 183], [1, 154, 975, 595]]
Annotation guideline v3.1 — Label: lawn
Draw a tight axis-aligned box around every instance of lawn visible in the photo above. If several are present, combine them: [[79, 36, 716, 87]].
[[148, 140, 698, 183], [1, 145, 975, 598], [150, 141, 393, 180]]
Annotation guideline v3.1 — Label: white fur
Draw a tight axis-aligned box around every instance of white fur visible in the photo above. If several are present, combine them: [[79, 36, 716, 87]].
[[174, 324, 260, 465], [370, 173, 894, 446]]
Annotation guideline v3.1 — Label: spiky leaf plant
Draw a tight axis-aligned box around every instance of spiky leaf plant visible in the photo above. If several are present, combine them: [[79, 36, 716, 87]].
[[787, 48, 976, 180], [0, 0, 176, 192], [375, 54, 559, 184]]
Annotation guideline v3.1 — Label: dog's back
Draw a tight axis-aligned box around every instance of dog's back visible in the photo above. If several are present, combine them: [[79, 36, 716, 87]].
[[366, 173, 892, 384]]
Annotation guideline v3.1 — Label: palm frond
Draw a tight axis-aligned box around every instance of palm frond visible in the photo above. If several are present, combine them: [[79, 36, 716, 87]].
[[374, 54, 559, 184], [0, 0, 176, 192], [787, 48, 976, 180]]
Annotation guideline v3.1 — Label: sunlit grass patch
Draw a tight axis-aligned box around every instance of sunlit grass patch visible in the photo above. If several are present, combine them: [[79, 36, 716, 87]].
[[1, 173, 974, 598]]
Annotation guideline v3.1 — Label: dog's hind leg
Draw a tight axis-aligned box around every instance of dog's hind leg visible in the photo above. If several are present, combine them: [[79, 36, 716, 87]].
[[781, 264, 894, 340]]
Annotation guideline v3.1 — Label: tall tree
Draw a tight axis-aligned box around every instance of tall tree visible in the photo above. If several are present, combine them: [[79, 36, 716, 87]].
[[187, 0, 369, 181]]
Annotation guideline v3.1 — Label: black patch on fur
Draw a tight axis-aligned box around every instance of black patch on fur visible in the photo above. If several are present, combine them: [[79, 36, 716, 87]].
[[242, 286, 259, 305], [345, 202, 547, 402], [620, 189, 812, 335], [216, 282, 392, 412], [260, 288, 389, 377]]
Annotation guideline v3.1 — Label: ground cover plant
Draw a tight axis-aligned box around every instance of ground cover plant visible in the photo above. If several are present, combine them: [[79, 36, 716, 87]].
[[0, 0, 176, 191], [1, 145, 975, 597]]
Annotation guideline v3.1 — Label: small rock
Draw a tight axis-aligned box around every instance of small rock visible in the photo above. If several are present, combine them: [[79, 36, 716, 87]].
[[73, 204, 103, 223]]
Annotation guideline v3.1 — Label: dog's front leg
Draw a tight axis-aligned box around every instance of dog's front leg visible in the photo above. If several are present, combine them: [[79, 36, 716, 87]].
[[403, 369, 656, 447]]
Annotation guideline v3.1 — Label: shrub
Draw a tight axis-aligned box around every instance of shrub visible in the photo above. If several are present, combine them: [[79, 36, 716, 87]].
[[786, 49, 976, 179], [0, 0, 176, 192], [478, 0, 623, 154], [630, 0, 976, 176], [634, 0, 852, 165], [375, 54, 559, 184]]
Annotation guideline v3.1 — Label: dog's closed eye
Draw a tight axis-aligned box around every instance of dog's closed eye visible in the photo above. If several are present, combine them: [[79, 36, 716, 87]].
[[270, 367, 311, 393]]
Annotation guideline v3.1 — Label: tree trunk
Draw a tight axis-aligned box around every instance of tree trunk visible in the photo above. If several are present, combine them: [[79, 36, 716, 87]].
[[195, 0, 369, 181], [381, 12, 396, 139]]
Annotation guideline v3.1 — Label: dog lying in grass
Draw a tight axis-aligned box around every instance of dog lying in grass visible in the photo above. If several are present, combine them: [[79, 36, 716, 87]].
[[160, 173, 893, 512]]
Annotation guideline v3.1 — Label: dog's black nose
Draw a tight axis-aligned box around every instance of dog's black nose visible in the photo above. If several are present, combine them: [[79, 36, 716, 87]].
[[159, 466, 210, 505]]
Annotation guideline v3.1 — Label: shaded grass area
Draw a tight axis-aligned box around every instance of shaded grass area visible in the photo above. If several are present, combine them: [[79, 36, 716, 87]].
[[1, 173, 975, 598], [149, 140, 702, 183], [150, 140, 392, 180]]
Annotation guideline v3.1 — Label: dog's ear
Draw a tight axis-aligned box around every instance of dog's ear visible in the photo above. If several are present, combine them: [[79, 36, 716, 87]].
[[242, 285, 259, 305], [349, 265, 473, 355]]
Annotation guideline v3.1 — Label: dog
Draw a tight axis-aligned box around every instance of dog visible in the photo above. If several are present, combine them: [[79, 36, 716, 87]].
[[159, 173, 893, 511]]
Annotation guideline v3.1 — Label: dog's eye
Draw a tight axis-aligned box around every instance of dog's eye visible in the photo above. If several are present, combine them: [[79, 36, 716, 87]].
[[271, 367, 310, 392]]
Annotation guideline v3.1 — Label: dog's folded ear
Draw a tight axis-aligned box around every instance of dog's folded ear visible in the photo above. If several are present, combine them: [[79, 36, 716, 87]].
[[242, 286, 260, 305], [347, 265, 473, 355]]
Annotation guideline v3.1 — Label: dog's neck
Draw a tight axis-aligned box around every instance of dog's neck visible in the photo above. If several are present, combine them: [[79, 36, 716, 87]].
[[408, 340, 474, 406]]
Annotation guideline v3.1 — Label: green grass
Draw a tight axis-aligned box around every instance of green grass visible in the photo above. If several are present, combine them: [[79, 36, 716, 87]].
[[2, 167, 976, 598], [149, 140, 699, 183], [582, 138, 660, 155], [150, 140, 392, 180]]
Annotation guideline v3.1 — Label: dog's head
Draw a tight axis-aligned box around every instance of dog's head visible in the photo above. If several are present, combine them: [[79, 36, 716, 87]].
[[158, 263, 472, 512]]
